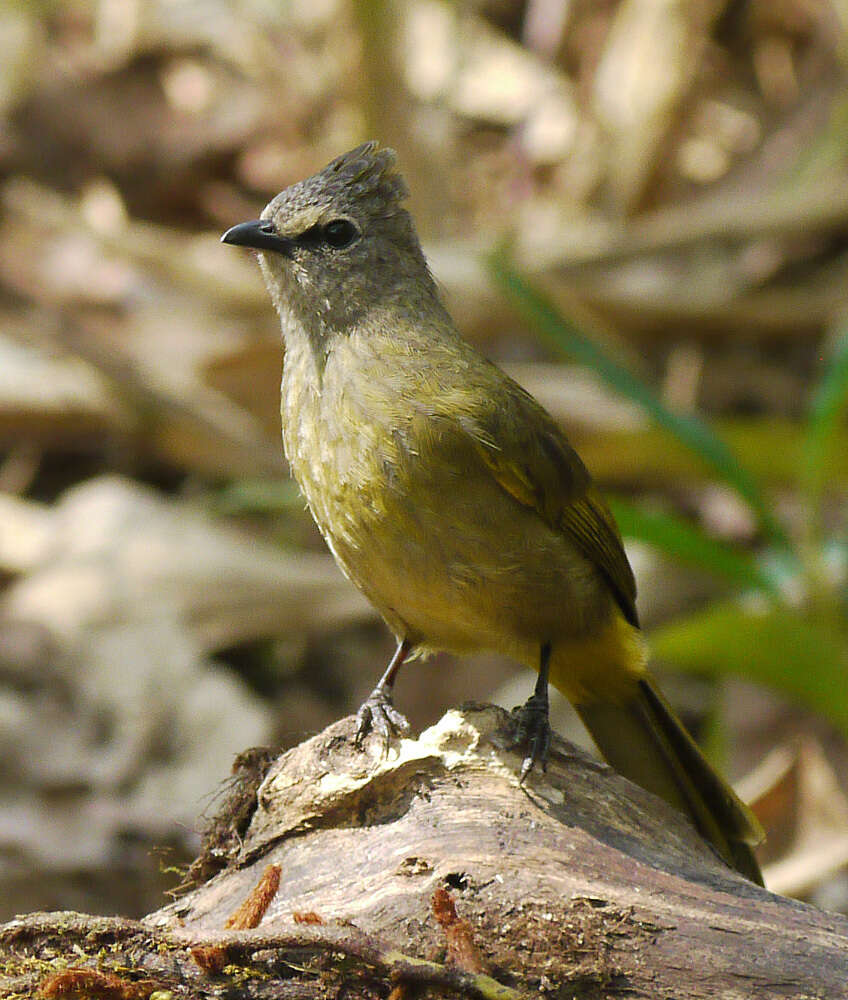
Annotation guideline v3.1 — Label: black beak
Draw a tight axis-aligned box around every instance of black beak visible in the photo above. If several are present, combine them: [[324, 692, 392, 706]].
[[221, 219, 294, 256]]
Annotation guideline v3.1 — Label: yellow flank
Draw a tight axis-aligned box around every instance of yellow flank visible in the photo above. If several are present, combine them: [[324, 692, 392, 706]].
[[548, 609, 649, 705]]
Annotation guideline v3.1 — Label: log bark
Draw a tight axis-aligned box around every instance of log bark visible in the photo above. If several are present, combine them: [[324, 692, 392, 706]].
[[3, 704, 847, 999]]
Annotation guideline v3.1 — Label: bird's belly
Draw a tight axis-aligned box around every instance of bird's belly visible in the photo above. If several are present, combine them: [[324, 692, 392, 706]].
[[282, 356, 614, 660], [310, 459, 613, 658]]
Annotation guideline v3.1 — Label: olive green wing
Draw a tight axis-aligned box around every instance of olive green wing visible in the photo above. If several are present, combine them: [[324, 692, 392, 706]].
[[462, 379, 639, 628]]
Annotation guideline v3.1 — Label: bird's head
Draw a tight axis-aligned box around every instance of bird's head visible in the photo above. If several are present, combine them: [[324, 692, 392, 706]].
[[222, 142, 432, 335]]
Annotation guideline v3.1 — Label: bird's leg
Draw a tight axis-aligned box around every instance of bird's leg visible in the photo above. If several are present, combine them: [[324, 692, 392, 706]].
[[514, 641, 553, 781], [355, 637, 412, 749]]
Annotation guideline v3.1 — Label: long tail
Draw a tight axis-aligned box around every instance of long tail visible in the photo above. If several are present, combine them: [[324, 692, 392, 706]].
[[575, 673, 764, 885]]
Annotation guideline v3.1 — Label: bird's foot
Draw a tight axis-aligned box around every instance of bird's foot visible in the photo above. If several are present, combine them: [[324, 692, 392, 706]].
[[511, 691, 552, 782], [355, 685, 410, 752]]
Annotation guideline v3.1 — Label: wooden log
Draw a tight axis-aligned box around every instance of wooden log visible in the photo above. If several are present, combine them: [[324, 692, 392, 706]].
[[2, 705, 847, 999]]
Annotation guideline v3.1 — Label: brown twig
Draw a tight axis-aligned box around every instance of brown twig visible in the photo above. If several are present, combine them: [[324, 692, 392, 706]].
[[177, 925, 527, 1000]]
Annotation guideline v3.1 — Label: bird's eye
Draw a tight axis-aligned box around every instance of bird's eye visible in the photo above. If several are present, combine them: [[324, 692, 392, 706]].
[[322, 219, 359, 249]]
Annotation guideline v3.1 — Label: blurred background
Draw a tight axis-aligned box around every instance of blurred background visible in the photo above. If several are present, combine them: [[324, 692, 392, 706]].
[[1, 0, 847, 920]]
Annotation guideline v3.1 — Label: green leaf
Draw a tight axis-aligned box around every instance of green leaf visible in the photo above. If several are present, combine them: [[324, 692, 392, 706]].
[[651, 601, 848, 738], [802, 320, 848, 520], [214, 478, 302, 515], [609, 497, 778, 596], [487, 251, 790, 552]]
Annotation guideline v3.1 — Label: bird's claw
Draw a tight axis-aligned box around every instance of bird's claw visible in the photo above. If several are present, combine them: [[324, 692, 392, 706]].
[[355, 686, 410, 752], [511, 692, 552, 782]]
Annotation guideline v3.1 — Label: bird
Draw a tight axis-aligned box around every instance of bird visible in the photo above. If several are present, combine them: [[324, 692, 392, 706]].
[[221, 141, 764, 884]]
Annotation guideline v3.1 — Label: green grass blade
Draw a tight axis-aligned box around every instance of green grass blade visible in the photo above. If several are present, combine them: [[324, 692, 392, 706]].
[[609, 498, 778, 596], [488, 251, 790, 551], [802, 320, 848, 517], [651, 601, 848, 738]]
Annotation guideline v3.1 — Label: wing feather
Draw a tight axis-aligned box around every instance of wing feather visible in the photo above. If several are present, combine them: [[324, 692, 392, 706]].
[[464, 381, 638, 627]]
